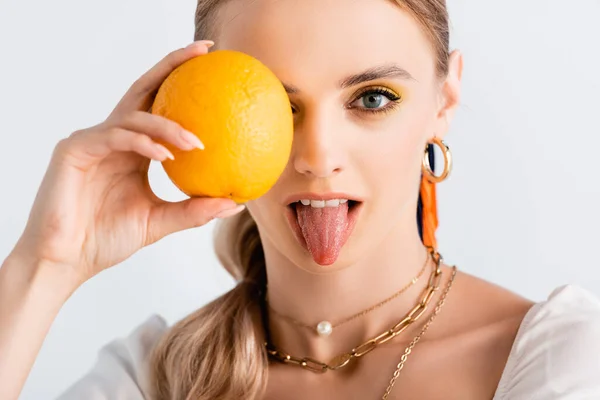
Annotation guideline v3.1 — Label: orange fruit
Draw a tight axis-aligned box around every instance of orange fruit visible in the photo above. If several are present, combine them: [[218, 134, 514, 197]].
[[151, 50, 294, 203]]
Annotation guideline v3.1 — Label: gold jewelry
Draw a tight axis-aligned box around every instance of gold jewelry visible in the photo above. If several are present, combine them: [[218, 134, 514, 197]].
[[422, 137, 452, 183], [265, 251, 430, 338], [381, 265, 457, 399], [264, 250, 445, 373]]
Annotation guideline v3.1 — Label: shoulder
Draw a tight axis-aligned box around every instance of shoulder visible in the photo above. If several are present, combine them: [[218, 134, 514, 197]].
[[494, 284, 600, 399], [56, 315, 168, 400]]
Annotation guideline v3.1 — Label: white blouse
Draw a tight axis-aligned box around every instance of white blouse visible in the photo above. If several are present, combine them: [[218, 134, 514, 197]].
[[56, 284, 600, 399]]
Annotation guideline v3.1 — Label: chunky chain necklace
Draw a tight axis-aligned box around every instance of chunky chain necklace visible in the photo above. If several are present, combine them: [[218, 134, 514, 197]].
[[263, 250, 445, 373], [381, 265, 457, 399]]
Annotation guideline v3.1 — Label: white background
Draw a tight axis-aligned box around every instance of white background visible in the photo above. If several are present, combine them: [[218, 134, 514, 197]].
[[0, 0, 599, 398]]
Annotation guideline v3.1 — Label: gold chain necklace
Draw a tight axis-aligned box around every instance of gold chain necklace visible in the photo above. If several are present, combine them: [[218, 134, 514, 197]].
[[381, 265, 457, 399], [265, 252, 429, 338], [264, 250, 444, 373]]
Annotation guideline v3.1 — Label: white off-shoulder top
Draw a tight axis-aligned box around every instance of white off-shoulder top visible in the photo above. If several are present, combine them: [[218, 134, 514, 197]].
[[56, 285, 600, 399]]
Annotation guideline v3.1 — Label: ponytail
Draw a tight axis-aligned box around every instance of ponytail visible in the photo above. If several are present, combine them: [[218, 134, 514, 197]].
[[149, 209, 269, 400]]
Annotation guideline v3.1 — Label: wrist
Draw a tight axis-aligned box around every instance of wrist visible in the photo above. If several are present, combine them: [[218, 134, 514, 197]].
[[1, 253, 81, 304]]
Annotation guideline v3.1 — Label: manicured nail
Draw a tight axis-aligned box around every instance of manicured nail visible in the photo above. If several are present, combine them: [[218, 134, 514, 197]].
[[155, 144, 175, 160], [215, 205, 246, 219], [186, 40, 214, 49], [180, 130, 205, 150]]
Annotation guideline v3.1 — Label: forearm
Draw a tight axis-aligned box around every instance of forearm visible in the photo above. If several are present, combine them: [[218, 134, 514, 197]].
[[0, 254, 79, 400]]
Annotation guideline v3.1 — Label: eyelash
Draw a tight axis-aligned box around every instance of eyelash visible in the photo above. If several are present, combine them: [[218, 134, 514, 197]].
[[349, 87, 403, 115]]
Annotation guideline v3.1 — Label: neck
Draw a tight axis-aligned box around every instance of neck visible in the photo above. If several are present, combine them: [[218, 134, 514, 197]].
[[261, 215, 432, 364]]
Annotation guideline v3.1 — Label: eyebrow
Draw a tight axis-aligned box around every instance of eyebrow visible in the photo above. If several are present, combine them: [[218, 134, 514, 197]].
[[340, 64, 416, 88], [282, 64, 416, 94]]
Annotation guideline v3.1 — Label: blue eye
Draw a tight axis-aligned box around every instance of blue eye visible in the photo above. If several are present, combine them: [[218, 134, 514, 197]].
[[361, 93, 388, 109], [349, 88, 402, 114]]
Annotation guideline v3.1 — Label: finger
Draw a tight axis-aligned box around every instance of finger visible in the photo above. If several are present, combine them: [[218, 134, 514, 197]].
[[111, 40, 214, 117], [61, 127, 174, 169], [146, 198, 245, 243], [117, 111, 204, 151]]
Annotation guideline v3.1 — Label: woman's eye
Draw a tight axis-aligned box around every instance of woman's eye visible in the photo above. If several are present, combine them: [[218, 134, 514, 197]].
[[349, 89, 401, 112], [360, 93, 389, 109]]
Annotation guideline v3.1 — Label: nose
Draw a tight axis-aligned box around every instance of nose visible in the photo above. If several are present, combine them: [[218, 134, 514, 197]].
[[292, 109, 345, 178]]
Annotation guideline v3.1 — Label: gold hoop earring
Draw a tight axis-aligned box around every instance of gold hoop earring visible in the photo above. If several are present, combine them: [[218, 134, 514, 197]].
[[422, 137, 452, 183]]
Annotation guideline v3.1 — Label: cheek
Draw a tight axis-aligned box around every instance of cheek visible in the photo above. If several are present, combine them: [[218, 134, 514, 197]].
[[358, 111, 430, 193], [246, 197, 276, 227]]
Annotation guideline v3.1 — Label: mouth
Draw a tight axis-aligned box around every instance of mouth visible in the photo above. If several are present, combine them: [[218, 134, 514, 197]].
[[284, 197, 363, 266]]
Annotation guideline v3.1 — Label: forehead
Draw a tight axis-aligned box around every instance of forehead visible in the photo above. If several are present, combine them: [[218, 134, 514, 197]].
[[214, 0, 435, 90]]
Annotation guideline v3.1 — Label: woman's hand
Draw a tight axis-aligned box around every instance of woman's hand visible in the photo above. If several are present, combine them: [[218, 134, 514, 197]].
[[10, 40, 243, 285], [0, 41, 246, 400]]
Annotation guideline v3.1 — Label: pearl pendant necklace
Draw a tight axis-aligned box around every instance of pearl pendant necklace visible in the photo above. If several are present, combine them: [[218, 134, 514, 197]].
[[264, 249, 431, 339], [316, 321, 333, 337]]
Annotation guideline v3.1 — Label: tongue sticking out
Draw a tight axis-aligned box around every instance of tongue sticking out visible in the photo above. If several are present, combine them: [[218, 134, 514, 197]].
[[296, 202, 351, 265]]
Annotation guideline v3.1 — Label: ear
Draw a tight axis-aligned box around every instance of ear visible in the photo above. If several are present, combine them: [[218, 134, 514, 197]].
[[434, 50, 463, 140]]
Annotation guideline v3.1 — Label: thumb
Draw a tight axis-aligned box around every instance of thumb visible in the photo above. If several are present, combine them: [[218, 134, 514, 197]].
[[146, 197, 245, 244]]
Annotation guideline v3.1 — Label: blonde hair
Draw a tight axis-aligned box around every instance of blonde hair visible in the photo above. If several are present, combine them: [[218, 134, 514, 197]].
[[149, 1, 450, 399]]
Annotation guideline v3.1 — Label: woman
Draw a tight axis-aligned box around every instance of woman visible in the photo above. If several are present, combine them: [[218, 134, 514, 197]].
[[1, 0, 600, 399]]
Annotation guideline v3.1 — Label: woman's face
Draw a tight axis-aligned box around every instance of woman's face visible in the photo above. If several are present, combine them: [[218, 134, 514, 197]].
[[215, 0, 461, 270]]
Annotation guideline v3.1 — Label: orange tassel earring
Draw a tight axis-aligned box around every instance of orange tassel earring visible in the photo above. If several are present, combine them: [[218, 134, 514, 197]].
[[420, 176, 439, 250]]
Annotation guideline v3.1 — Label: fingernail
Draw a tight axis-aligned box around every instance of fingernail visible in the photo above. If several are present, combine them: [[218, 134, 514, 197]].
[[180, 130, 205, 150], [215, 205, 246, 219], [186, 40, 214, 49], [156, 144, 175, 160]]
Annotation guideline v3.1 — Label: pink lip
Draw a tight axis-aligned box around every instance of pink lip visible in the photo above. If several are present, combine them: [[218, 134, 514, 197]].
[[283, 192, 364, 206]]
